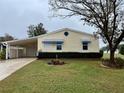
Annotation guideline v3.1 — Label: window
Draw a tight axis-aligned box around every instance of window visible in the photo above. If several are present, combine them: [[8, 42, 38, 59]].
[[44, 43, 51, 48], [44, 43, 52, 50], [57, 44, 62, 50], [83, 42, 88, 50], [64, 32, 69, 36]]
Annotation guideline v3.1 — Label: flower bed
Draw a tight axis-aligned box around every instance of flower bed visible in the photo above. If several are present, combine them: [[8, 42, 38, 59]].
[[48, 60, 65, 65]]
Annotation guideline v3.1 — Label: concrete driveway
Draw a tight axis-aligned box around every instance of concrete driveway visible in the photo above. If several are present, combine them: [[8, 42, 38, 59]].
[[0, 58, 36, 81]]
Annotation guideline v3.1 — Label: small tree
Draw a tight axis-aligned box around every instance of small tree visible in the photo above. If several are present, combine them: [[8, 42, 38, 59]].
[[0, 33, 15, 42], [49, 0, 124, 64], [27, 23, 47, 37], [0, 49, 6, 60], [119, 45, 124, 55]]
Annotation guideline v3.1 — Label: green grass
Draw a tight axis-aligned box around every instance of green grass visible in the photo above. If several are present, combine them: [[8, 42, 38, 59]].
[[0, 57, 124, 93], [103, 53, 124, 59]]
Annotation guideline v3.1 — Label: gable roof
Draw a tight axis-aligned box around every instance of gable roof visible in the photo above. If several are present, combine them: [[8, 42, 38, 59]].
[[59, 28, 93, 36], [2, 37, 37, 44], [37, 28, 94, 38], [2, 28, 94, 44]]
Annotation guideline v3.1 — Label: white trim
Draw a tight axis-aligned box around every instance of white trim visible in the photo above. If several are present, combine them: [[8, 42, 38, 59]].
[[10, 46, 24, 50], [2, 37, 37, 44], [6, 44, 9, 59]]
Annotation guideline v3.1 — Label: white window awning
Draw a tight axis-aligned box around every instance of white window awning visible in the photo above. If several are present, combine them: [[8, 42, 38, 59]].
[[82, 40, 91, 43], [42, 39, 64, 44]]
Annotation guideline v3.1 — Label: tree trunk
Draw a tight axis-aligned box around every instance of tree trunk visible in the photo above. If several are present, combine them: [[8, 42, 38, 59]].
[[110, 50, 115, 64]]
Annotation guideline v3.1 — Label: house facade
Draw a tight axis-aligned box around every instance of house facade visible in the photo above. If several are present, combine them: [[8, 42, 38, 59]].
[[0, 28, 100, 59]]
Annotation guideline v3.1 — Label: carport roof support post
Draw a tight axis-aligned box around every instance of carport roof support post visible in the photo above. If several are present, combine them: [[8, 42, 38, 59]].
[[17, 48, 18, 58], [6, 44, 9, 59]]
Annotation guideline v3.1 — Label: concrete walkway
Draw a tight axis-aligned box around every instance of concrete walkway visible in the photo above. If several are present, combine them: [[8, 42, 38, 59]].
[[0, 58, 36, 81]]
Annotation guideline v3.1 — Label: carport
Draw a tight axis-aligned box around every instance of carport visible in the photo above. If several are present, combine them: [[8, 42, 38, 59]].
[[3, 37, 37, 59]]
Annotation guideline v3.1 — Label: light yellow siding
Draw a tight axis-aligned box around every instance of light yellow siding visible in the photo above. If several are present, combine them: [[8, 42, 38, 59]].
[[38, 29, 99, 53], [24, 43, 37, 57]]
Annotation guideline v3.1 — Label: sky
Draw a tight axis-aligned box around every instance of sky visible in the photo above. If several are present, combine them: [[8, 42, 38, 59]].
[[0, 0, 104, 47]]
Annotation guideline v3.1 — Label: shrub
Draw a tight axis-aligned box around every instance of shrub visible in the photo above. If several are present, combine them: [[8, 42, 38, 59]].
[[0, 50, 6, 60], [99, 50, 104, 57], [48, 60, 65, 65], [119, 45, 124, 55]]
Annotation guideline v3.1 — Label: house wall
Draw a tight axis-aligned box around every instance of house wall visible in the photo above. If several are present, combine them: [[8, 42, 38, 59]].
[[25, 45, 37, 57], [9, 46, 25, 58], [22, 43, 37, 57], [9, 42, 37, 59], [38, 30, 99, 53], [9, 49, 18, 58]]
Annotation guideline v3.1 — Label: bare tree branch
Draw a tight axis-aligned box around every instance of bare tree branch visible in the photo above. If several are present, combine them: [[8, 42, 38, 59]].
[[49, 0, 124, 63]]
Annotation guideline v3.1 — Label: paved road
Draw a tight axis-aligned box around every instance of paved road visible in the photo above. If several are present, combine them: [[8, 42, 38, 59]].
[[0, 58, 36, 81]]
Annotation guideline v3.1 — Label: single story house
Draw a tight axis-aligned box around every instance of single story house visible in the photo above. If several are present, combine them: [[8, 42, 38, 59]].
[[0, 28, 101, 59]]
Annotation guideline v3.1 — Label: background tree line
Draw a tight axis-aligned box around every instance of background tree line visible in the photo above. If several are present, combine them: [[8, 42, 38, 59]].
[[0, 33, 15, 42], [101, 44, 124, 55]]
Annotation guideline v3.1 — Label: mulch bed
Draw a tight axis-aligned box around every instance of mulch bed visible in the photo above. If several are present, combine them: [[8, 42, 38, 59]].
[[101, 58, 124, 69]]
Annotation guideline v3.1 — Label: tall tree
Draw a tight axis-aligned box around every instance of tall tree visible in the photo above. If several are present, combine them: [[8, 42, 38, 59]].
[[27, 23, 47, 37], [49, 0, 124, 64]]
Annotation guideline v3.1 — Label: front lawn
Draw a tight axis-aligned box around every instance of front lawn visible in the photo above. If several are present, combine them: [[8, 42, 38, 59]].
[[0, 58, 124, 93], [103, 53, 124, 59]]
